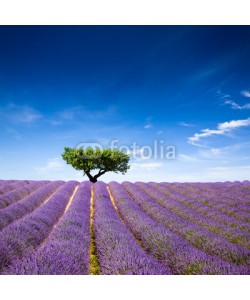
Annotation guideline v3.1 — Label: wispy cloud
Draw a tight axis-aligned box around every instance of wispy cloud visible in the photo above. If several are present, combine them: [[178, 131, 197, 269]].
[[179, 148, 225, 163], [208, 165, 250, 171], [241, 90, 250, 98], [199, 148, 225, 159], [48, 105, 117, 126], [180, 142, 250, 163], [178, 122, 195, 127], [193, 67, 220, 81], [178, 154, 200, 163], [36, 157, 64, 172], [205, 165, 250, 181], [218, 90, 250, 110], [6, 128, 22, 140], [216, 90, 231, 99], [34, 157, 83, 181], [128, 148, 145, 156], [131, 162, 162, 171], [157, 130, 163, 135], [188, 118, 250, 146], [144, 123, 152, 129], [144, 116, 153, 129], [48, 106, 82, 125], [0, 103, 42, 124], [58, 106, 82, 120], [219, 118, 250, 130], [224, 100, 242, 110], [224, 99, 250, 110]]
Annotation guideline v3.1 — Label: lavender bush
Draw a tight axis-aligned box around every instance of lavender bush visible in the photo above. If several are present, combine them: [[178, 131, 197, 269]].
[[94, 182, 171, 274], [0, 180, 249, 275], [0, 181, 78, 272], [3, 181, 91, 275], [0, 181, 64, 230], [0, 181, 49, 209]]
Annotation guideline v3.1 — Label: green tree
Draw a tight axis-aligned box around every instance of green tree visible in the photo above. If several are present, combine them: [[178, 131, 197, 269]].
[[62, 147, 130, 183]]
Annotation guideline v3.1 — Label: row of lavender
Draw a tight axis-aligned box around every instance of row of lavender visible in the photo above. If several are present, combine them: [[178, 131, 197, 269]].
[[109, 182, 249, 274], [0, 180, 249, 274], [0, 180, 91, 274]]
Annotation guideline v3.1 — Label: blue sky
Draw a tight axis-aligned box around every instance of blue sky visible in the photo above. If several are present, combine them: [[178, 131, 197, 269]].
[[0, 25, 250, 182]]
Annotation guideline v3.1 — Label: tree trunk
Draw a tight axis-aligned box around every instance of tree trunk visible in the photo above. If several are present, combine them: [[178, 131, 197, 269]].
[[89, 177, 97, 183], [85, 171, 98, 183], [85, 170, 106, 183]]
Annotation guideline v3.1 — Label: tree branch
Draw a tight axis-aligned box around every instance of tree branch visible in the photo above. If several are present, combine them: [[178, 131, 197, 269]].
[[94, 169, 106, 179]]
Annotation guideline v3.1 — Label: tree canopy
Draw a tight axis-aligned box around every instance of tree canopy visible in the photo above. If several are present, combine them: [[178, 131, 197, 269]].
[[61, 147, 130, 182]]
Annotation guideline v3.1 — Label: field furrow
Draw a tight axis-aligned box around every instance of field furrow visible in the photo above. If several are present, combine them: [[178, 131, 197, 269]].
[[122, 182, 250, 266], [109, 182, 247, 274], [0, 181, 78, 273], [153, 183, 250, 233], [2, 182, 91, 275], [136, 182, 250, 249], [94, 182, 170, 274], [0, 179, 249, 275], [0, 181, 64, 230], [162, 183, 250, 222], [0, 181, 49, 209], [179, 183, 250, 213], [0, 181, 30, 196]]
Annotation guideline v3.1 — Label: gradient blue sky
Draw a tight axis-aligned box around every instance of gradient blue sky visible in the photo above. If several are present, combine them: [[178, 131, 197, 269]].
[[0, 26, 250, 182]]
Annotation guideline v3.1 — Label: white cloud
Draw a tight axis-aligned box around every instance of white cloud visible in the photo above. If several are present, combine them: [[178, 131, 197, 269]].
[[224, 100, 242, 110], [58, 106, 82, 120], [0, 103, 42, 124], [199, 142, 250, 159], [206, 165, 250, 181], [144, 123, 152, 129], [36, 157, 64, 172], [48, 106, 83, 125], [221, 90, 250, 109], [188, 118, 250, 146], [6, 128, 22, 140], [178, 154, 200, 163], [128, 148, 145, 156], [209, 148, 222, 156], [241, 90, 250, 98], [178, 122, 195, 127], [49, 120, 63, 126], [179, 142, 250, 163], [179, 148, 226, 163], [208, 165, 250, 171], [218, 118, 250, 130], [224, 99, 250, 110], [194, 67, 220, 81], [217, 91, 231, 99], [48, 105, 117, 126], [157, 130, 163, 135], [188, 129, 224, 146], [131, 162, 162, 171], [199, 148, 224, 159]]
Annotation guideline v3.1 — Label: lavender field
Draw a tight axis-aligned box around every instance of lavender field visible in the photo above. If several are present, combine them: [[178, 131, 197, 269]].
[[0, 179, 249, 275]]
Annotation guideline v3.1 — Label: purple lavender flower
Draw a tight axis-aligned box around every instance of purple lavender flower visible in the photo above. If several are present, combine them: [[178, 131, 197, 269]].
[[94, 182, 171, 275], [154, 182, 250, 234], [109, 182, 248, 275], [3, 181, 91, 275], [122, 182, 250, 267], [0, 181, 64, 230], [0, 181, 49, 209], [135, 182, 250, 249], [0, 181, 30, 196], [0, 180, 249, 275], [0, 181, 78, 273]]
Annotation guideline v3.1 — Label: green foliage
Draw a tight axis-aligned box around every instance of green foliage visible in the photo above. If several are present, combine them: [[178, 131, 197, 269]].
[[61, 147, 130, 182]]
